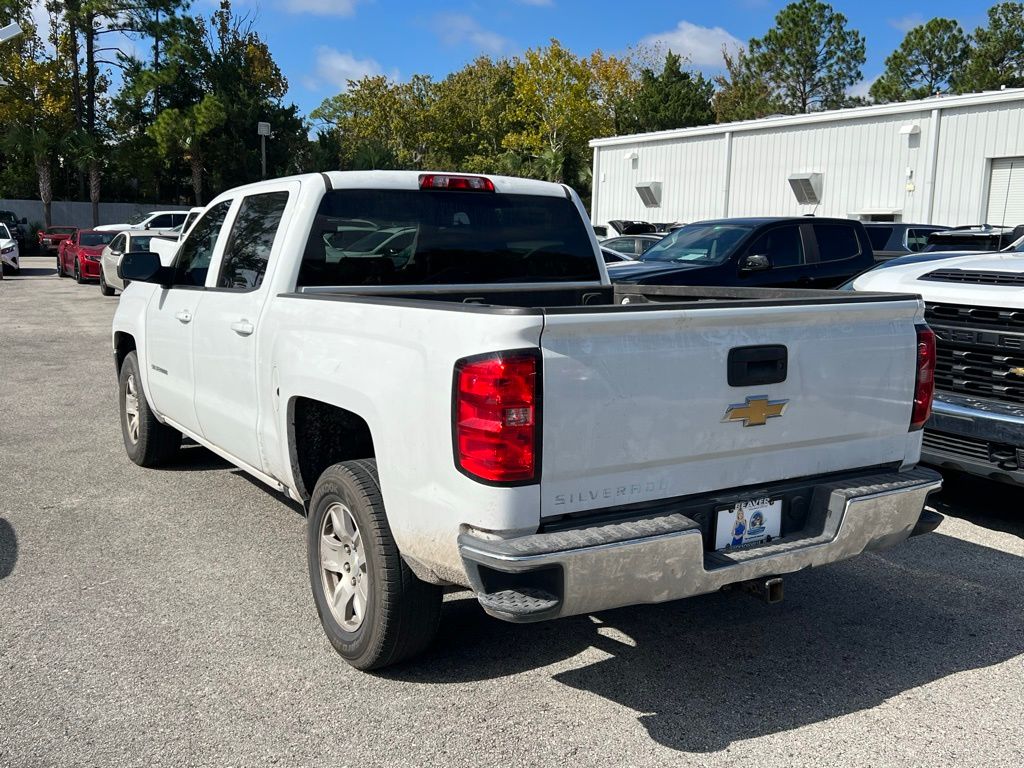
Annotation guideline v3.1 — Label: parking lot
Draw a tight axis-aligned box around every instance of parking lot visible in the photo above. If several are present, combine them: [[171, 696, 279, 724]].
[[1, 254, 1022, 767]]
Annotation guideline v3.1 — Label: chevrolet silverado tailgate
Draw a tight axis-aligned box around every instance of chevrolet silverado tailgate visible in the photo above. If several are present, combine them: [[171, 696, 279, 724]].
[[538, 297, 923, 516]]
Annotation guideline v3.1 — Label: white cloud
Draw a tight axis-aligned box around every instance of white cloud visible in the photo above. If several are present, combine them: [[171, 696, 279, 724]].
[[307, 46, 391, 91], [285, 0, 362, 16], [889, 14, 925, 33], [433, 13, 510, 55], [641, 20, 743, 69], [849, 74, 879, 100]]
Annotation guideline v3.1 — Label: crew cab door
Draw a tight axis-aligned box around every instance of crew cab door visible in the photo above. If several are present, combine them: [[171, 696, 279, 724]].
[[192, 186, 294, 470], [144, 200, 233, 434], [737, 223, 809, 287]]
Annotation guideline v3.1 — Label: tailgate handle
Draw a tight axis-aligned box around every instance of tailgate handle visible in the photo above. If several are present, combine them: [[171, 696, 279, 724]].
[[728, 345, 788, 387]]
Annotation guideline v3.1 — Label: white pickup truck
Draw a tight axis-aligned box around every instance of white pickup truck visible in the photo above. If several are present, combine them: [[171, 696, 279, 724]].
[[112, 171, 941, 670]]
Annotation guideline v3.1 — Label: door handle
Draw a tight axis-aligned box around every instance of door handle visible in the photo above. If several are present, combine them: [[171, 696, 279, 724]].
[[231, 319, 255, 336], [175, 309, 192, 324]]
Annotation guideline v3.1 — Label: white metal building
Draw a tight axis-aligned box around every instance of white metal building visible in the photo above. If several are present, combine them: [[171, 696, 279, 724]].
[[589, 89, 1024, 230]]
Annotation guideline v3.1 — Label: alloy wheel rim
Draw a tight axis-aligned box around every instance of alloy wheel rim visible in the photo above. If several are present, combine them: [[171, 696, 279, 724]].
[[319, 502, 369, 632], [124, 373, 140, 444]]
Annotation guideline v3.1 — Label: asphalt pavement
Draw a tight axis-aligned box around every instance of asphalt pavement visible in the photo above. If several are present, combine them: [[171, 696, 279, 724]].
[[2, 255, 1022, 767]]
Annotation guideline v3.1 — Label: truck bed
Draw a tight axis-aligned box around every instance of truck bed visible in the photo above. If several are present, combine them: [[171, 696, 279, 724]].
[[288, 282, 918, 312]]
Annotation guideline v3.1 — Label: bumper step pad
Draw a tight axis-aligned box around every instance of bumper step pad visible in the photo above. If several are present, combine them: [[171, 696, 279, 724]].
[[477, 588, 560, 618]]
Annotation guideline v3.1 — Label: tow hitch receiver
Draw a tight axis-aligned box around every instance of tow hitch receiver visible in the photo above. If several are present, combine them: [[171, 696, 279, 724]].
[[742, 577, 784, 604]]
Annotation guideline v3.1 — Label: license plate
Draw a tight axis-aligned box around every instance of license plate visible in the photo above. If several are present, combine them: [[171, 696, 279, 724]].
[[715, 497, 782, 550]]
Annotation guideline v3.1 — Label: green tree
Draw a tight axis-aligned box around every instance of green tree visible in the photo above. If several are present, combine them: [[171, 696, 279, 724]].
[[629, 51, 714, 131], [149, 94, 226, 203], [870, 18, 969, 102], [428, 57, 518, 172], [746, 0, 866, 113], [713, 47, 786, 122], [955, 2, 1024, 91], [0, 6, 75, 222], [503, 40, 605, 183]]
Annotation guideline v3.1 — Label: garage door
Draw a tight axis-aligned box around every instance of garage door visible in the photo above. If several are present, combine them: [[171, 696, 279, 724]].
[[986, 157, 1024, 226]]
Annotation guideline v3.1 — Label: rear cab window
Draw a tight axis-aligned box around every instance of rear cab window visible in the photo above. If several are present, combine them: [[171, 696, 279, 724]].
[[812, 224, 861, 262], [297, 189, 600, 287], [865, 226, 893, 251]]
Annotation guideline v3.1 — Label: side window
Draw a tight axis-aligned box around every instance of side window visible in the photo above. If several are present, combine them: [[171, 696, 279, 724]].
[[747, 225, 804, 268], [110, 234, 125, 253], [171, 200, 232, 287], [170, 214, 187, 227], [149, 214, 173, 228], [607, 237, 638, 255], [217, 191, 289, 291], [814, 224, 861, 262], [906, 228, 933, 252], [638, 239, 657, 254], [866, 226, 893, 251]]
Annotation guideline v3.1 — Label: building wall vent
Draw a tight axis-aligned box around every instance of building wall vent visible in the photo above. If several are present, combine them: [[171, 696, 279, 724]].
[[635, 181, 662, 208], [788, 172, 822, 205]]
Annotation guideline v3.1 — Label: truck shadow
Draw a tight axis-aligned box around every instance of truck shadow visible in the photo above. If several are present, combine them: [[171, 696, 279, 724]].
[[0, 518, 17, 579], [394, 532, 1023, 753], [928, 474, 1023, 537]]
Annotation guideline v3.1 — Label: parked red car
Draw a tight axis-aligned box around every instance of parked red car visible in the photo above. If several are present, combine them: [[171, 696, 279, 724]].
[[38, 226, 78, 254], [58, 229, 117, 283]]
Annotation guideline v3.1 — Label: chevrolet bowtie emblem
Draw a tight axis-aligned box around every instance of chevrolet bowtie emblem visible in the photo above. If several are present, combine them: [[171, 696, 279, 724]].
[[1011, 367, 1024, 378], [723, 395, 789, 427]]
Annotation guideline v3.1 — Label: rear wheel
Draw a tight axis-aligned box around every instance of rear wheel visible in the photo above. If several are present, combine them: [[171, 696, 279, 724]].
[[99, 270, 115, 296], [56, 255, 63, 276], [307, 460, 442, 670], [118, 351, 181, 466]]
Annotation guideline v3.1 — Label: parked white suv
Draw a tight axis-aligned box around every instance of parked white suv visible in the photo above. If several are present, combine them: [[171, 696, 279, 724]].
[[95, 210, 190, 233], [112, 171, 941, 670]]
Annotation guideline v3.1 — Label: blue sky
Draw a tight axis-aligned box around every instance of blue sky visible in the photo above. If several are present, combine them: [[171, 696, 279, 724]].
[[58, 0, 1001, 123]]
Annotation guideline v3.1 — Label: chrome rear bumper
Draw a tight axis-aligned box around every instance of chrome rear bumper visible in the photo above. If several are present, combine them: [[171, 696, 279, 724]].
[[459, 468, 942, 622]]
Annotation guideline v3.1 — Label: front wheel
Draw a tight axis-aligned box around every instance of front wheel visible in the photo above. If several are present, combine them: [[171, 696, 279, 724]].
[[118, 351, 181, 466], [56, 255, 63, 277], [74, 260, 84, 284], [307, 460, 442, 670]]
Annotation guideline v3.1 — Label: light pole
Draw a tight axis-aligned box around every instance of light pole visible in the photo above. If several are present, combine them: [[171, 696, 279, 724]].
[[257, 122, 271, 179]]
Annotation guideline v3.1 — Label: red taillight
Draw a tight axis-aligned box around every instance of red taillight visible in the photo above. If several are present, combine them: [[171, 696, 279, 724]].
[[454, 352, 539, 483], [419, 174, 495, 192], [911, 325, 935, 431]]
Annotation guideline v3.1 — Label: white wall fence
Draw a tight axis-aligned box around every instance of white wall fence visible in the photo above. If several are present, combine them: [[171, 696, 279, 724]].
[[0, 199, 190, 230]]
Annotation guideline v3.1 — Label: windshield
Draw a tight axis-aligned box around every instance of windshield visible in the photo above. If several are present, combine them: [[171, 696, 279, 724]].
[[298, 188, 600, 286], [0, 224, 11, 240], [639, 223, 754, 264], [80, 232, 115, 247], [0, 213, 16, 225]]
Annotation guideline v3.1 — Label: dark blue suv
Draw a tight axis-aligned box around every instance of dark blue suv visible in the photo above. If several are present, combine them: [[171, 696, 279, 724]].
[[608, 217, 875, 289]]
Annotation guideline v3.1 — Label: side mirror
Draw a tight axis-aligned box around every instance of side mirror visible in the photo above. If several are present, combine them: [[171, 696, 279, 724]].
[[740, 253, 771, 272], [118, 251, 171, 287]]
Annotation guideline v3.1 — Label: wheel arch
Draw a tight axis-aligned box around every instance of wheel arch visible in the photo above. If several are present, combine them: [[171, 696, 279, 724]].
[[113, 331, 137, 374], [288, 396, 377, 502]]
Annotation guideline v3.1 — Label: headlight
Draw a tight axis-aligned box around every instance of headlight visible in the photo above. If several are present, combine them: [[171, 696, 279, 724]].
[[1, 246, 14, 254]]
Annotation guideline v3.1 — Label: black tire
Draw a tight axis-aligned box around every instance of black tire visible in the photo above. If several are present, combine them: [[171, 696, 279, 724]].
[[99, 271, 115, 296], [74, 260, 84, 284], [118, 351, 181, 467], [307, 460, 442, 670], [56, 255, 63, 277]]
